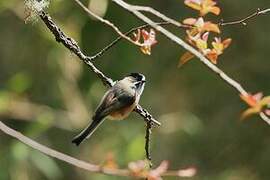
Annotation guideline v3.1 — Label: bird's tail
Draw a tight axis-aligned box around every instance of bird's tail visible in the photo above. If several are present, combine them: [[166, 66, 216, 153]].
[[71, 115, 105, 146]]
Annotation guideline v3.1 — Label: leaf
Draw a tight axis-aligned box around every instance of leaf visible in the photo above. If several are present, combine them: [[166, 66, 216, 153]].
[[239, 92, 270, 120], [212, 38, 232, 55], [140, 46, 152, 55], [140, 29, 157, 55], [184, 1, 201, 11], [222, 38, 232, 49], [241, 107, 260, 120], [240, 93, 262, 107], [183, 17, 220, 34], [183, 18, 197, 25], [206, 50, 218, 64], [204, 22, 220, 33], [184, 0, 221, 16], [208, 6, 221, 15], [178, 51, 195, 67], [258, 96, 270, 107]]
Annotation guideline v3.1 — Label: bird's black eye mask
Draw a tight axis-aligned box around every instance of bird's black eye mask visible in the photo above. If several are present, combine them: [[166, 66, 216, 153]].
[[134, 80, 145, 89]]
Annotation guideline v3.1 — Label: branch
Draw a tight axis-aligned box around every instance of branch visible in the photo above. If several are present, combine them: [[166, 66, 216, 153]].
[[112, 0, 248, 95], [220, 8, 270, 26], [125, 3, 184, 29], [73, 0, 142, 47], [145, 121, 152, 167], [0, 120, 192, 178], [38, 11, 161, 127], [89, 21, 170, 62], [111, 0, 270, 124], [73, 0, 191, 62], [0, 120, 129, 176]]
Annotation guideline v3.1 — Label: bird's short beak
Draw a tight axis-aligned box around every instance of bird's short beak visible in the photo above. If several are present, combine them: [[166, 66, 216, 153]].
[[141, 80, 146, 83]]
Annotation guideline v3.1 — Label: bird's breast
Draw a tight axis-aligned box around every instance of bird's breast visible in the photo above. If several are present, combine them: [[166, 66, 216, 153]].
[[108, 102, 136, 120]]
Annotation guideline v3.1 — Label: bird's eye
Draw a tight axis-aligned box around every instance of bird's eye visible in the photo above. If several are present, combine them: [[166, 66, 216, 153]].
[[134, 82, 141, 89]]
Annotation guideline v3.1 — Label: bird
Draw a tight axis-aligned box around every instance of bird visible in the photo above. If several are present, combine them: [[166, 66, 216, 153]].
[[72, 73, 146, 146]]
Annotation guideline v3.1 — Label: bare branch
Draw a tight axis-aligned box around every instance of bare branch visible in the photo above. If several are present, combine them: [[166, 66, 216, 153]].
[[39, 12, 114, 87], [0, 120, 130, 177], [39, 11, 161, 126], [220, 8, 270, 26], [0, 120, 190, 178], [111, 0, 270, 124], [260, 112, 270, 125], [145, 121, 152, 168]]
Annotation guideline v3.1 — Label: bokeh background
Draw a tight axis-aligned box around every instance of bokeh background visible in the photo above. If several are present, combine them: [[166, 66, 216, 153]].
[[1, 0, 270, 179]]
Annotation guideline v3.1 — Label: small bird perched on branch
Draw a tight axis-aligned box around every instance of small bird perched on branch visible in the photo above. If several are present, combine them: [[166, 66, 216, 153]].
[[72, 73, 146, 146]]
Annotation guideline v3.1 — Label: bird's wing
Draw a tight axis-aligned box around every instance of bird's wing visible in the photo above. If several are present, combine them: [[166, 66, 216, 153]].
[[71, 86, 136, 146], [94, 86, 136, 119]]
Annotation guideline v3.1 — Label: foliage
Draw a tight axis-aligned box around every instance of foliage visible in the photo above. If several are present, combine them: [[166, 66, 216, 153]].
[[0, 0, 270, 179]]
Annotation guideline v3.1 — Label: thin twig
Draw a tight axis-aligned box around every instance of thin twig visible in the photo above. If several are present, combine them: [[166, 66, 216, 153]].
[[220, 8, 270, 26], [73, 0, 192, 62], [145, 121, 152, 168], [111, 0, 270, 124], [39, 12, 114, 87], [39, 11, 161, 126], [89, 21, 170, 62], [73, 0, 141, 47]]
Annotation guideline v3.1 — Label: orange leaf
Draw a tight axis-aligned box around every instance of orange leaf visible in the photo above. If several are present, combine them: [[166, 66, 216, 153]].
[[206, 50, 218, 64], [183, 18, 197, 25], [241, 107, 260, 120], [222, 38, 232, 49], [184, 2, 201, 11], [239, 92, 270, 120], [258, 96, 270, 107], [240, 93, 262, 107], [178, 51, 195, 67], [140, 46, 152, 55], [204, 22, 220, 33], [184, 0, 221, 16], [209, 6, 221, 15]]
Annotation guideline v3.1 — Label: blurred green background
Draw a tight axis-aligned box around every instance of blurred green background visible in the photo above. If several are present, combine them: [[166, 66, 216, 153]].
[[0, 0, 270, 179]]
